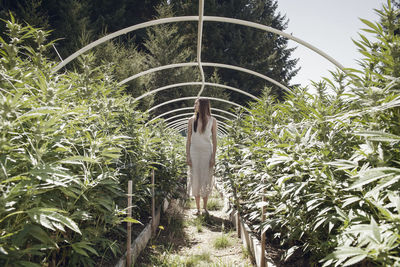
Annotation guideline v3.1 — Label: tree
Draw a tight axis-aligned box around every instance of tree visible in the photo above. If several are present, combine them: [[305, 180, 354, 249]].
[[393, 0, 400, 36], [0, 0, 163, 60], [0, 0, 50, 42], [394, 0, 400, 9], [171, 0, 299, 105], [0, 0, 93, 59], [142, 2, 231, 117], [93, 40, 151, 111]]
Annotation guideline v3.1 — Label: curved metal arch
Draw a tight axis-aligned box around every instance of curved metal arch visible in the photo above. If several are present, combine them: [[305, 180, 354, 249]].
[[164, 112, 232, 124], [118, 62, 290, 92], [204, 16, 346, 73], [169, 122, 228, 137], [171, 124, 188, 132], [165, 118, 203, 130], [132, 82, 259, 104], [172, 124, 228, 137], [147, 96, 247, 114], [53, 16, 347, 76], [171, 121, 228, 133], [165, 118, 200, 129], [166, 117, 231, 131], [148, 107, 237, 125], [165, 115, 232, 134], [53, 16, 197, 72]]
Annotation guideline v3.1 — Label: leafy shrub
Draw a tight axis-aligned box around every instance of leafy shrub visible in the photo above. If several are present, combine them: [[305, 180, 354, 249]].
[[216, 1, 400, 266], [0, 16, 185, 266]]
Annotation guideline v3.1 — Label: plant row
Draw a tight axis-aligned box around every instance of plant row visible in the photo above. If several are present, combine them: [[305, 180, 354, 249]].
[[216, 2, 400, 266], [0, 17, 186, 266]]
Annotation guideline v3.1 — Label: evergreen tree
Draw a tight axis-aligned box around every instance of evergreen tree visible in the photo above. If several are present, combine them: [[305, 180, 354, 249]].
[[0, 0, 93, 59], [0, 0, 163, 59], [171, 0, 299, 104], [142, 2, 199, 116], [394, 0, 400, 9], [142, 2, 232, 117], [201, 69, 234, 112], [93, 40, 151, 110], [393, 0, 400, 36], [51, 0, 92, 58], [0, 0, 50, 42]]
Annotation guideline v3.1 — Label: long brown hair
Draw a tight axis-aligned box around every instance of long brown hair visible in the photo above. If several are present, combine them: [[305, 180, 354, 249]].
[[194, 98, 211, 133]]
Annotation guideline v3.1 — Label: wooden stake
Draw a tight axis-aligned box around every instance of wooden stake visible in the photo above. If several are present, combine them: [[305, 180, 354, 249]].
[[127, 180, 132, 267], [151, 169, 155, 234], [236, 199, 241, 238], [261, 195, 266, 267]]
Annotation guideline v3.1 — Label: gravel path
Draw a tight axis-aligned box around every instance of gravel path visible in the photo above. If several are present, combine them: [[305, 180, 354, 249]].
[[136, 191, 254, 266]]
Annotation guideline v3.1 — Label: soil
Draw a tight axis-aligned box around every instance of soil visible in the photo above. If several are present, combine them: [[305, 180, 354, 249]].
[[136, 192, 255, 266], [106, 182, 310, 267], [95, 213, 150, 267]]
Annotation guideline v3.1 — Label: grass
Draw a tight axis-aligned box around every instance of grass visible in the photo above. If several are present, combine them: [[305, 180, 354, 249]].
[[213, 233, 231, 249], [137, 197, 254, 267], [185, 252, 211, 266], [165, 211, 185, 239], [143, 251, 211, 267], [185, 198, 197, 209], [206, 198, 222, 211], [241, 245, 251, 259], [191, 215, 205, 233], [185, 189, 224, 211]]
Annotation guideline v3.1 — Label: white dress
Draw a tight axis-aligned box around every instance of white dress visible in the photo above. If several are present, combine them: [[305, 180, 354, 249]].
[[188, 116, 215, 198]]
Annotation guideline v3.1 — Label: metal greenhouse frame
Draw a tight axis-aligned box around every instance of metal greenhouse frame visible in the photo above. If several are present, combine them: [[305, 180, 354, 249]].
[[53, 0, 349, 137]]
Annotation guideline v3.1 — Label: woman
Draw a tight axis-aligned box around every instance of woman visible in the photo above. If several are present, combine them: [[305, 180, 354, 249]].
[[186, 98, 217, 215]]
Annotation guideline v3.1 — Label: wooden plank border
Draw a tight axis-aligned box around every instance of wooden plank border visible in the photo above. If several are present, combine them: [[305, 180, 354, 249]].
[[215, 179, 276, 267], [115, 198, 169, 267]]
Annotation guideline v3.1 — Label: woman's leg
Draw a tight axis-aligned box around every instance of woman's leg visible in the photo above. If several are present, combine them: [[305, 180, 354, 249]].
[[195, 196, 200, 213], [203, 196, 208, 211]]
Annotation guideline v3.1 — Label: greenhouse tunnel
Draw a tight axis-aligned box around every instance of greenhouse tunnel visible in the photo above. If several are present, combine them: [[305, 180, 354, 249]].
[[3, 0, 399, 266]]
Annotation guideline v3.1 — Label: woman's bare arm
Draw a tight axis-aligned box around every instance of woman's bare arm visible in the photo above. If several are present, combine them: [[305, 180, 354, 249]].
[[210, 117, 217, 167], [186, 118, 193, 166]]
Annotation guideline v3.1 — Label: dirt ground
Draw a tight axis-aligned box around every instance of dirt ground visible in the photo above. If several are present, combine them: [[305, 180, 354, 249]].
[[135, 190, 255, 266]]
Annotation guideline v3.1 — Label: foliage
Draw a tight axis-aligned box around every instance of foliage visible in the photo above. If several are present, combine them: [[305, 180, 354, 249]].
[[0, 0, 161, 58], [141, 2, 199, 116], [216, 1, 400, 266], [171, 0, 300, 103], [141, 2, 233, 117], [93, 39, 151, 110], [1, 0, 299, 122], [213, 233, 232, 249], [0, 17, 186, 266]]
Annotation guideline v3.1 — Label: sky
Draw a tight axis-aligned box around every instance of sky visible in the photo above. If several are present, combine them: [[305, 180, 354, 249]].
[[275, 0, 387, 88]]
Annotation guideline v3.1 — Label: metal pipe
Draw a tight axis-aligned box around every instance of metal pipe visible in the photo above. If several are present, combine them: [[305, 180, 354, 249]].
[[148, 107, 237, 125], [163, 112, 231, 124], [54, 15, 348, 78], [118, 62, 290, 92], [132, 82, 259, 104], [146, 96, 247, 114]]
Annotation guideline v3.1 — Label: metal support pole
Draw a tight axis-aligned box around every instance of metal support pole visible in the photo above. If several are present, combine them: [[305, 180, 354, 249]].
[[52, 44, 63, 62], [196, 0, 206, 97]]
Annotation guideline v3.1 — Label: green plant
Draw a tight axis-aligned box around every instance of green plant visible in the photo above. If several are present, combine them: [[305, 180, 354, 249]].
[[215, 1, 400, 266], [194, 217, 204, 233], [207, 198, 222, 211], [0, 17, 186, 266], [213, 234, 231, 249]]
